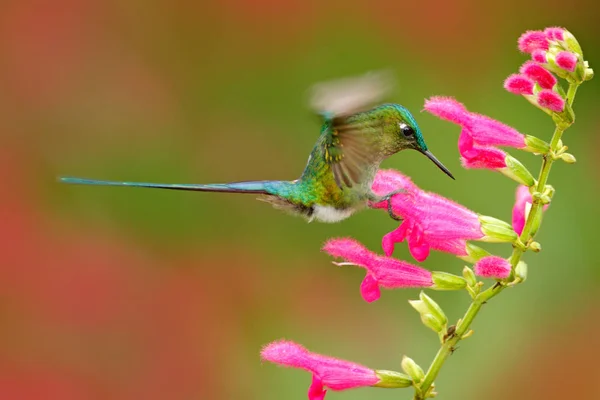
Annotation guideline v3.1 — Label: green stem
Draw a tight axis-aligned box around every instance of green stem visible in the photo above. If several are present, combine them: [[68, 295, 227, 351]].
[[413, 82, 579, 399]]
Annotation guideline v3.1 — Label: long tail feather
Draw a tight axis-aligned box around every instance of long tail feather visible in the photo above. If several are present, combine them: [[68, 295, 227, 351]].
[[59, 177, 274, 194]]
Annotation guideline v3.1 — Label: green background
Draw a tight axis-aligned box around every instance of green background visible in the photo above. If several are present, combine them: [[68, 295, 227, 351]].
[[1, 0, 598, 398]]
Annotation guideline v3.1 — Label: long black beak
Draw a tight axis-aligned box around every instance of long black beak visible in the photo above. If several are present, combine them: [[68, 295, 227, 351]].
[[420, 149, 455, 180]]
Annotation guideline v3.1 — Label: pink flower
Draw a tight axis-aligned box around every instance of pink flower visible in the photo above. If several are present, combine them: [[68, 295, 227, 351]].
[[261, 340, 379, 400], [518, 30, 549, 53], [519, 61, 557, 89], [504, 74, 535, 95], [323, 238, 433, 302], [544, 26, 565, 41], [370, 170, 484, 262], [532, 49, 547, 63], [537, 89, 565, 112], [512, 185, 549, 235], [424, 96, 527, 171], [473, 256, 511, 279], [555, 51, 578, 72]]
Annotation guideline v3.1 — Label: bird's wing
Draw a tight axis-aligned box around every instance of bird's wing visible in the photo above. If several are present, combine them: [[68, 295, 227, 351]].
[[322, 117, 381, 189], [308, 70, 394, 189]]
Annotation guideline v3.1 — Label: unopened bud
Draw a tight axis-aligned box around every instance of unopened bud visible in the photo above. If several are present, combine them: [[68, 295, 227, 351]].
[[479, 215, 519, 243], [524, 134, 550, 154], [374, 370, 413, 388], [560, 153, 576, 163], [529, 241, 541, 252], [431, 271, 467, 291], [462, 266, 477, 287], [584, 67, 594, 81], [499, 155, 535, 186], [401, 356, 425, 384], [515, 261, 528, 282], [419, 292, 447, 327]]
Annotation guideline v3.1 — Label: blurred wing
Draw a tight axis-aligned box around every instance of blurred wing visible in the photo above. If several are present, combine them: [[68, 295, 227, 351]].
[[323, 117, 381, 189], [309, 70, 395, 117]]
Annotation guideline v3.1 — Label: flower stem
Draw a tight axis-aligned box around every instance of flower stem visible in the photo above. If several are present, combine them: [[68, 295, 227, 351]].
[[414, 82, 579, 399]]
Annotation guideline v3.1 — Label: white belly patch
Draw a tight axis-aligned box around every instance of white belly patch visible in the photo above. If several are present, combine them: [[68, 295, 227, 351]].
[[311, 205, 356, 223]]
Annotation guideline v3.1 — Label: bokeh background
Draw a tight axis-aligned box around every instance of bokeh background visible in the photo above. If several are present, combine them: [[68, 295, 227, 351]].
[[1, 0, 599, 399]]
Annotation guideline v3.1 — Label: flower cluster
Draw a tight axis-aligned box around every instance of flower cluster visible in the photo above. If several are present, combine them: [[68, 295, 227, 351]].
[[505, 27, 593, 119]]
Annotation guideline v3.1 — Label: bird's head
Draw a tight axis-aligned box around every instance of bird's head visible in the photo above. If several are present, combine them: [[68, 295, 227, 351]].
[[383, 104, 455, 179]]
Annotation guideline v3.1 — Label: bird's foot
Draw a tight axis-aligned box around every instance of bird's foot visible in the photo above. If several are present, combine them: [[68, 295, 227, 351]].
[[375, 190, 406, 222]]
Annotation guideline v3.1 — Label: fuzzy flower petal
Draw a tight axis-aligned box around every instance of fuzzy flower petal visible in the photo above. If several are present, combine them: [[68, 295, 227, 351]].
[[370, 170, 483, 261], [520, 61, 557, 89], [512, 185, 549, 235], [532, 49, 547, 63], [261, 340, 380, 400], [555, 51, 578, 72], [474, 256, 511, 279], [537, 90, 565, 112], [518, 30, 549, 53], [544, 26, 565, 41], [425, 96, 526, 149], [504, 74, 535, 95], [323, 238, 433, 301]]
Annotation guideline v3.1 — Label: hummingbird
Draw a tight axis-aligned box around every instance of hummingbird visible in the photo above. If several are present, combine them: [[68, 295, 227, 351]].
[[60, 72, 454, 223]]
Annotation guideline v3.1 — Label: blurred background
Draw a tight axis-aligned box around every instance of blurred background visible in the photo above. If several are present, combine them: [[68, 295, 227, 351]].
[[1, 0, 599, 399]]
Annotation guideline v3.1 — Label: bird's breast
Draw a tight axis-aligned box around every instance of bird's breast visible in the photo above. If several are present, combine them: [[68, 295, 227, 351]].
[[311, 204, 358, 223]]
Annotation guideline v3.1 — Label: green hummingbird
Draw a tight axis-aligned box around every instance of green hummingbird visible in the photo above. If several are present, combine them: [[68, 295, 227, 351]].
[[60, 72, 454, 223]]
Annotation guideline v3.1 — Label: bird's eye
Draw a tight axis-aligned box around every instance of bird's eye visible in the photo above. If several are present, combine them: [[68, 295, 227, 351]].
[[400, 123, 414, 137]]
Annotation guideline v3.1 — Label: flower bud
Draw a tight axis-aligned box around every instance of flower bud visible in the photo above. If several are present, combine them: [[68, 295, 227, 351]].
[[431, 271, 467, 290], [515, 261, 528, 282], [524, 134, 550, 153], [479, 216, 519, 243], [529, 241, 542, 252], [560, 153, 576, 163], [409, 292, 448, 334], [584, 67, 594, 81], [462, 266, 477, 287], [458, 243, 491, 263], [374, 370, 413, 388], [419, 292, 447, 326], [499, 155, 535, 186], [401, 356, 425, 384]]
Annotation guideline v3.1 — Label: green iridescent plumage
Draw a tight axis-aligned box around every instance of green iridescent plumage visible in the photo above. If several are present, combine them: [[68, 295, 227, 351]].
[[60, 73, 454, 223]]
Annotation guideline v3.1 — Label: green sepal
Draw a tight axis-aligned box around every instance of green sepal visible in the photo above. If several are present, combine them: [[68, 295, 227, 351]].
[[479, 215, 518, 243], [500, 155, 535, 186], [374, 370, 413, 388], [457, 242, 491, 263], [524, 135, 550, 154], [431, 271, 467, 291]]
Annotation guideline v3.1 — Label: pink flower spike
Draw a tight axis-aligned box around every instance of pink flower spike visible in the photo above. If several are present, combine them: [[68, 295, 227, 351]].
[[518, 30, 549, 53], [423, 96, 470, 125], [544, 26, 565, 41], [537, 90, 565, 112], [504, 74, 535, 95], [370, 170, 484, 261], [512, 185, 549, 235], [261, 340, 380, 400], [474, 256, 511, 279], [520, 61, 557, 89], [555, 51, 578, 72], [323, 238, 433, 301], [532, 49, 547, 63]]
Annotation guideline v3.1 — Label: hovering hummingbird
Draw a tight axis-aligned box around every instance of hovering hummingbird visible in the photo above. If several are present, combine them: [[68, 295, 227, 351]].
[[60, 72, 454, 223]]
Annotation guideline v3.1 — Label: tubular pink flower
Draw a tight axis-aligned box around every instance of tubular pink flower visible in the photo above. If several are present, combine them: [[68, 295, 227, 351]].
[[537, 90, 565, 112], [555, 51, 578, 72], [532, 49, 547, 63], [544, 26, 565, 41], [425, 96, 526, 149], [460, 145, 507, 170], [512, 185, 549, 235], [323, 238, 433, 302], [519, 61, 557, 89], [504, 74, 535, 95], [261, 340, 379, 399], [518, 30, 549, 53], [473, 256, 511, 279], [370, 170, 484, 262]]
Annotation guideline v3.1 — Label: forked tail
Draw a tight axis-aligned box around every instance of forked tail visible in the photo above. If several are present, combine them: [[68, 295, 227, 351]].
[[59, 177, 281, 194]]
